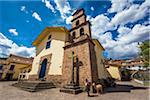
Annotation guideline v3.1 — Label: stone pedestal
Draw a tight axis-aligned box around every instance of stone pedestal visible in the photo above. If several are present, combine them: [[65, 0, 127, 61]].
[[60, 83, 82, 94]]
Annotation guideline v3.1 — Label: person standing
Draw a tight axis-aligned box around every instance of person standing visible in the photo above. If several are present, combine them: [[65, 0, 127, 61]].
[[92, 83, 97, 93], [85, 79, 91, 97]]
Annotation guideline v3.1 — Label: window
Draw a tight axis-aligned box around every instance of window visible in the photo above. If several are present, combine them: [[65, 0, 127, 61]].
[[24, 70, 26, 73], [76, 20, 79, 26], [0, 73, 3, 79], [72, 32, 76, 39], [23, 75, 25, 78], [48, 35, 51, 40], [46, 40, 51, 49], [28, 69, 31, 73], [80, 28, 84, 36], [128, 66, 130, 68], [68, 34, 71, 40], [0, 65, 3, 70], [46, 35, 52, 49], [10, 65, 15, 70]]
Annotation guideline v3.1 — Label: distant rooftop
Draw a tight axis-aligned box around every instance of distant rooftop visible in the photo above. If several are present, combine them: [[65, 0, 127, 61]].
[[0, 54, 33, 65]]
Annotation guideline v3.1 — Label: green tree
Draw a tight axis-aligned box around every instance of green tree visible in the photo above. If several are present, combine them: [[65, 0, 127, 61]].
[[139, 40, 150, 67]]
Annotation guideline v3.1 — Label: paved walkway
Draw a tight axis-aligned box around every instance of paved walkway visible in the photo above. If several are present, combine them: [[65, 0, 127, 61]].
[[0, 81, 149, 100]]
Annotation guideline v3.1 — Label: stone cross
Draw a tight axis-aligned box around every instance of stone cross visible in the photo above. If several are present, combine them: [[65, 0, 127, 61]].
[[71, 51, 75, 84], [68, 51, 79, 86]]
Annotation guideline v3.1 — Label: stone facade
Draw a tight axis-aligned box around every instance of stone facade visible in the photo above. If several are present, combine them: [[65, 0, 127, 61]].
[[61, 9, 98, 86], [62, 37, 99, 86], [47, 75, 62, 87], [28, 74, 38, 81]]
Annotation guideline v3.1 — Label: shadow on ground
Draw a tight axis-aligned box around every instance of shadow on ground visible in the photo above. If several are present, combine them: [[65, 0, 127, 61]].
[[104, 84, 148, 93]]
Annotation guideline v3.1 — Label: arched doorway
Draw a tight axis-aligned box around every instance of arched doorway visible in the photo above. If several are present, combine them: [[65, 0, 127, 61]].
[[39, 59, 47, 79]]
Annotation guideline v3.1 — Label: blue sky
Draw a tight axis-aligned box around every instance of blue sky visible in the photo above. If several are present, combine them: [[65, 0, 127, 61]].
[[0, 0, 149, 59]]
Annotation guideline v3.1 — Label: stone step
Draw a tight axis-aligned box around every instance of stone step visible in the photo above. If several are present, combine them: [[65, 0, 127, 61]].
[[12, 81, 56, 92]]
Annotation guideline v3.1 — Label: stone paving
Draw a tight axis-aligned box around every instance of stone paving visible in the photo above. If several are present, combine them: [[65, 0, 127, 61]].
[[0, 81, 149, 100]]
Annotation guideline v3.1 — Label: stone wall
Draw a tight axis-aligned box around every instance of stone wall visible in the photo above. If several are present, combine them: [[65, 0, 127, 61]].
[[28, 74, 62, 87], [62, 37, 98, 86], [88, 40, 99, 83], [28, 74, 38, 81], [47, 75, 62, 87]]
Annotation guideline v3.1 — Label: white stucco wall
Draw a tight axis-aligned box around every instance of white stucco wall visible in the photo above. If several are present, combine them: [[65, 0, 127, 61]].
[[29, 31, 67, 75], [94, 41, 111, 79]]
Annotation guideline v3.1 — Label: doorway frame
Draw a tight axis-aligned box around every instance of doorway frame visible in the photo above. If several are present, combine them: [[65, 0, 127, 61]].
[[38, 54, 52, 80]]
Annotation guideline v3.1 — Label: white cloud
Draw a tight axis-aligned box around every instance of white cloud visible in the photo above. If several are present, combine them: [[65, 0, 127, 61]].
[[0, 32, 7, 39], [91, 14, 109, 36], [117, 24, 150, 44], [10, 45, 35, 58], [97, 32, 139, 59], [90, 0, 149, 37], [97, 24, 150, 59], [53, 0, 74, 25], [90, 14, 116, 38], [20, 6, 28, 14], [0, 32, 35, 58], [32, 12, 42, 22], [86, 0, 149, 59], [26, 20, 30, 23], [42, 0, 56, 13], [21, 6, 25, 11], [91, 7, 94, 11], [117, 26, 131, 38], [66, 16, 73, 24], [9, 29, 18, 36], [108, 42, 139, 59], [87, 15, 92, 21], [54, 0, 71, 19], [108, 0, 133, 13], [98, 32, 116, 49], [110, 0, 149, 26]]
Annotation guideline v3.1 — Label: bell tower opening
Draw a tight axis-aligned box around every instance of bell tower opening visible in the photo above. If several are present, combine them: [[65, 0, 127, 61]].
[[80, 28, 84, 36]]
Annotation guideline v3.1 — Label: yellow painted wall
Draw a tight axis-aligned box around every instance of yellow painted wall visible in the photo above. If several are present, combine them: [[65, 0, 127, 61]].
[[93, 40, 111, 79], [20, 67, 31, 73], [29, 31, 68, 76], [106, 66, 121, 80], [1, 65, 12, 79], [1, 63, 31, 80]]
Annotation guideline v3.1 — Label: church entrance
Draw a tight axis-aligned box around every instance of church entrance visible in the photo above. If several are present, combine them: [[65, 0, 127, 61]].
[[39, 59, 47, 79]]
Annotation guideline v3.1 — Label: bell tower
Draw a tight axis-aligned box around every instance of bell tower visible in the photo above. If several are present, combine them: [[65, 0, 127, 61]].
[[62, 8, 98, 87], [69, 8, 92, 41]]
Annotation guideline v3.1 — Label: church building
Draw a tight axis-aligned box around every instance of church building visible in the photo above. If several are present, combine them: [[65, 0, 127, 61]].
[[28, 9, 111, 86]]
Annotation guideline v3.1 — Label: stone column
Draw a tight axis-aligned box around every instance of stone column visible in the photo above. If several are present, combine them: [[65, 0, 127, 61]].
[[70, 51, 75, 84], [76, 56, 79, 86]]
